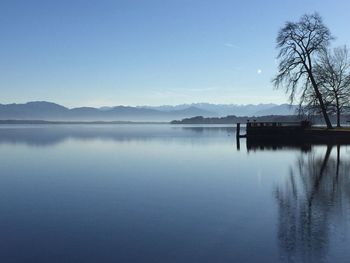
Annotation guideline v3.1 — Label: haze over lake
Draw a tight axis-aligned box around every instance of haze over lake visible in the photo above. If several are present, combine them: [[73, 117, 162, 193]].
[[1, 124, 349, 263]]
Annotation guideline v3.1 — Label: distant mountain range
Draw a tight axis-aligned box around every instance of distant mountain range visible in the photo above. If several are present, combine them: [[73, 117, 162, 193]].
[[140, 103, 298, 116], [0, 101, 298, 121]]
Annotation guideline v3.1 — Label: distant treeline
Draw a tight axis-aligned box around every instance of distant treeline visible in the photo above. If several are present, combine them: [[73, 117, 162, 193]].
[[170, 114, 350, 124]]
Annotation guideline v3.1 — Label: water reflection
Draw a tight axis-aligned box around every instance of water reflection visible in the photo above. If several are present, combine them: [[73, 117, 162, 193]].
[[1, 125, 350, 262], [0, 125, 234, 146], [246, 140, 312, 152], [275, 145, 350, 262]]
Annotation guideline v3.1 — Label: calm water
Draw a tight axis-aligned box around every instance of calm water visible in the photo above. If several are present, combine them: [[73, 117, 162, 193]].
[[0, 124, 350, 263]]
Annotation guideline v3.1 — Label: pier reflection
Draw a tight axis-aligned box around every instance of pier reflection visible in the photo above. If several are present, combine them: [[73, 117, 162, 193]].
[[246, 140, 312, 152]]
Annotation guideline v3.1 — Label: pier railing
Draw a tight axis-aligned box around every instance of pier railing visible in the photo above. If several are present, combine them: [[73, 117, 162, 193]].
[[234, 121, 312, 143], [246, 121, 311, 128]]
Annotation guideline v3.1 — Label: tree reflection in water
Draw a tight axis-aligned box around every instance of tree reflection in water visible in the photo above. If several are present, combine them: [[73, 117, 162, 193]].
[[275, 145, 350, 262]]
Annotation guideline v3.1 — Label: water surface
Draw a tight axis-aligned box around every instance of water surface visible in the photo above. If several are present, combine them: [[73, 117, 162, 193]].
[[0, 124, 349, 263]]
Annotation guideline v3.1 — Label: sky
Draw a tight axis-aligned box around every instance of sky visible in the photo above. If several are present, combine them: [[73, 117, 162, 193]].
[[1, 0, 350, 107]]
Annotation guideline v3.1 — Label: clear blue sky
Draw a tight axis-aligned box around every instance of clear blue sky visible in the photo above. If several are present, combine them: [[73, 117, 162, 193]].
[[1, 0, 349, 107]]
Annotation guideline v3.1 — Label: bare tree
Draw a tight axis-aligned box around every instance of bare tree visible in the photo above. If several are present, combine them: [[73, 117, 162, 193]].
[[314, 46, 350, 127], [273, 13, 334, 128], [297, 78, 333, 122]]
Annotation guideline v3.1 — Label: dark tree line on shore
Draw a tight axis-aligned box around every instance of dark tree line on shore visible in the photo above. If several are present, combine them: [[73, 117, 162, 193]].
[[273, 13, 350, 128], [171, 115, 302, 124]]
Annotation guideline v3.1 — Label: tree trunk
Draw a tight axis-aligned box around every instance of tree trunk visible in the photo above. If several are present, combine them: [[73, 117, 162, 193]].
[[309, 74, 333, 129], [335, 97, 341, 128], [337, 109, 341, 128]]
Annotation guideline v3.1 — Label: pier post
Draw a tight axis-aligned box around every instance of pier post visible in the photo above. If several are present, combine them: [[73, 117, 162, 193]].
[[236, 123, 240, 138], [236, 123, 241, 150]]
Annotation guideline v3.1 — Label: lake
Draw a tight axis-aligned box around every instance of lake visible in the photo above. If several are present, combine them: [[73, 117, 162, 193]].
[[0, 124, 349, 263]]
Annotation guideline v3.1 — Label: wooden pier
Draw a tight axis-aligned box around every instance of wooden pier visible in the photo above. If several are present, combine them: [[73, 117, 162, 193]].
[[245, 121, 311, 139], [236, 120, 350, 145]]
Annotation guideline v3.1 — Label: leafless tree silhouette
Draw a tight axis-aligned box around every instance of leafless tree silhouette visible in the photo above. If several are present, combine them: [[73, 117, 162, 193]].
[[314, 46, 350, 127], [273, 13, 334, 128]]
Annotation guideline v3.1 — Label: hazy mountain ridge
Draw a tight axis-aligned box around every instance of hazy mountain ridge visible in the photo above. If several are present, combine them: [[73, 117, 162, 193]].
[[141, 103, 296, 116], [254, 104, 299, 116], [0, 101, 297, 121]]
